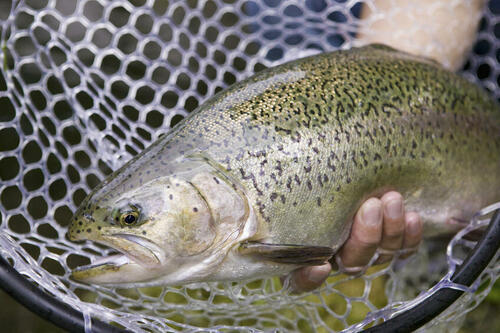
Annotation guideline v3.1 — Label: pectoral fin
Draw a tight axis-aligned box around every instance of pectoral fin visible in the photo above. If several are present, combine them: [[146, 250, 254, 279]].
[[239, 241, 334, 265]]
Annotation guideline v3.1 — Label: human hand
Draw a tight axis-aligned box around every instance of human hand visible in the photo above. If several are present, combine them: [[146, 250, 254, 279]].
[[284, 191, 423, 293]]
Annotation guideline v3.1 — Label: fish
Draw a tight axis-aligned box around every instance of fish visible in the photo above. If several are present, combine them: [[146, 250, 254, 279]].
[[68, 45, 500, 287]]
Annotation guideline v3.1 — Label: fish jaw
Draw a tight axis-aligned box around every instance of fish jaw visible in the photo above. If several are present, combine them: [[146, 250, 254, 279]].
[[71, 233, 168, 285], [70, 254, 166, 285], [103, 233, 166, 266]]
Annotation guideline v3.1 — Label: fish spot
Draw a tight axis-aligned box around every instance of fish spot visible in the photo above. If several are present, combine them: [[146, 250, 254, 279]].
[[280, 195, 286, 204], [169, 194, 173, 200], [97, 226, 101, 230], [193, 207, 198, 212], [78, 221, 83, 226], [86, 228, 91, 233], [142, 231, 147, 235]]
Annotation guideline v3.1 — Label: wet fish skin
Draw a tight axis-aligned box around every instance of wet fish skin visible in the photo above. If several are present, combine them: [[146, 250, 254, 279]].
[[68, 45, 500, 286], [181, 44, 500, 246]]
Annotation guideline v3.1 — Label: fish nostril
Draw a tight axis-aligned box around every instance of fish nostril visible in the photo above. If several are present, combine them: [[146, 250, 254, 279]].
[[83, 213, 96, 222]]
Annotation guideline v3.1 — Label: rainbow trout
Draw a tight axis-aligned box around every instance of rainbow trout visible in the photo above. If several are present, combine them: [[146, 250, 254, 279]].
[[69, 45, 500, 287]]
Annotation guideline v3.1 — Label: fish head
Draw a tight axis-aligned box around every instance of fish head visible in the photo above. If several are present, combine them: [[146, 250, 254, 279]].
[[69, 174, 224, 286], [69, 171, 253, 286]]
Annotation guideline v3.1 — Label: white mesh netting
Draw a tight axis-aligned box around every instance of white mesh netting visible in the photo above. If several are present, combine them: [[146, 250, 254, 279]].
[[0, 0, 499, 332]]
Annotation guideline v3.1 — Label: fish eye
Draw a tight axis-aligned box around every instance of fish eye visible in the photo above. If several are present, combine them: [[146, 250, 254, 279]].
[[120, 211, 139, 226]]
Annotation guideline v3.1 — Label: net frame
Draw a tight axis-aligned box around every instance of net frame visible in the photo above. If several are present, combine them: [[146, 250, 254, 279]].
[[0, 0, 499, 332]]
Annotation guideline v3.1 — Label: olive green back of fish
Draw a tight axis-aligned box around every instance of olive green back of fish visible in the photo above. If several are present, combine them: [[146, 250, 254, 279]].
[[97, 45, 500, 250]]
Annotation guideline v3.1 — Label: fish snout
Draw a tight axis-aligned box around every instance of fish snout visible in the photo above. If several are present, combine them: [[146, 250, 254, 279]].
[[68, 211, 97, 241]]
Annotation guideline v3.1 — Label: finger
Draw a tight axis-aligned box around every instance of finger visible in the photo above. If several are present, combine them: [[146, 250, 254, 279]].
[[400, 212, 422, 259], [281, 263, 331, 293], [376, 192, 405, 264], [337, 198, 383, 271]]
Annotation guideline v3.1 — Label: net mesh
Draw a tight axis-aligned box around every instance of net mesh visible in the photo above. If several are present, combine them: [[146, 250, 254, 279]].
[[0, 0, 499, 332]]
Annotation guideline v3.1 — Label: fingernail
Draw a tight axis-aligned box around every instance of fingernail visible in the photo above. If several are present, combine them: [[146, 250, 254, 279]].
[[362, 200, 382, 226], [386, 198, 403, 220], [407, 214, 421, 235], [307, 264, 330, 284]]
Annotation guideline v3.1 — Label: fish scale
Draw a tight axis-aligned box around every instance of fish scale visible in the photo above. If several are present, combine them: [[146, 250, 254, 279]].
[[176, 45, 500, 248], [69, 45, 500, 286]]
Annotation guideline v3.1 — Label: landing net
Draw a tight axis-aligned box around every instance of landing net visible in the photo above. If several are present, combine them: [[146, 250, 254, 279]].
[[0, 0, 498, 332]]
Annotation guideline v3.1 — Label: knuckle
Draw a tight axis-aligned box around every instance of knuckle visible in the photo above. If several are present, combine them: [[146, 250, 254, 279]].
[[351, 233, 380, 248], [384, 227, 405, 238]]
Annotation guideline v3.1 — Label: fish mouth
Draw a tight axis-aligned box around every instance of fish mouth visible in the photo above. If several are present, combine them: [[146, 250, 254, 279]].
[[71, 233, 167, 285], [108, 233, 166, 265], [72, 253, 131, 274]]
